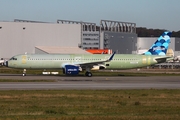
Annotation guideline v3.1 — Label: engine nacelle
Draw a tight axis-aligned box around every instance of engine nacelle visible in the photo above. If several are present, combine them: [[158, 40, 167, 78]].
[[63, 65, 79, 75], [91, 65, 106, 70]]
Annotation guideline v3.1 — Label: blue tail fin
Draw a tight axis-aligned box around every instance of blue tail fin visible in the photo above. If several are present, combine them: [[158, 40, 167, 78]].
[[144, 31, 172, 55]]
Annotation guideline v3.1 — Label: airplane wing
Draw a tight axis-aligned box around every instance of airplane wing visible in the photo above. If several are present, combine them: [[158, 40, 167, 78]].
[[62, 52, 115, 76], [74, 52, 115, 68]]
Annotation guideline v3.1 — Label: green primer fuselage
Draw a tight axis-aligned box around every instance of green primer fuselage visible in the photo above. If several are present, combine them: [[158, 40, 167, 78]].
[[7, 54, 165, 70]]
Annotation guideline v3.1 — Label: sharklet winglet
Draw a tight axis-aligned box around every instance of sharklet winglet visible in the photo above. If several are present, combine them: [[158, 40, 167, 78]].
[[107, 52, 116, 62]]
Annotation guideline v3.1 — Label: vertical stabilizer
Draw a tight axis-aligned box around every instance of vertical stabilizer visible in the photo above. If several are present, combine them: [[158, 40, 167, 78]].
[[144, 31, 172, 55]]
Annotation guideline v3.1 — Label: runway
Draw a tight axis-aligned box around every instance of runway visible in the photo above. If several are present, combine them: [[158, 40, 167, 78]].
[[0, 74, 180, 90]]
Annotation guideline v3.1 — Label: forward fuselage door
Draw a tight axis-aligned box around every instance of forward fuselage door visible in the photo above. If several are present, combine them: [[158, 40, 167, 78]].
[[21, 55, 27, 64]]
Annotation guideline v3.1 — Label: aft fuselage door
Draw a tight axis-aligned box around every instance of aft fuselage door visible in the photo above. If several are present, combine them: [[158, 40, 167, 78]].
[[142, 56, 151, 65]]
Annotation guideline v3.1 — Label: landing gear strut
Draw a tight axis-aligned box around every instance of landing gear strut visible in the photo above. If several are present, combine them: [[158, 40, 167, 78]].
[[85, 71, 92, 77], [23, 69, 26, 76]]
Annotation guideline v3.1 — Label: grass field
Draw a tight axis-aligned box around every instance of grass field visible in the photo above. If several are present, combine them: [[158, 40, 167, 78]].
[[0, 90, 180, 120], [0, 67, 180, 119]]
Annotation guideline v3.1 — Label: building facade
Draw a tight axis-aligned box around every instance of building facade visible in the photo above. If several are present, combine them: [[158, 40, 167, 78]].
[[0, 19, 138, 59], [3, 19, 179, 60], [99, 20, 137, 54], [0, 20, 81, 58]]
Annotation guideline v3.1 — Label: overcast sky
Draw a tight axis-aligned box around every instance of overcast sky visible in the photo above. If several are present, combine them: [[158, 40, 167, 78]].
[[0, 0, 179, 31]]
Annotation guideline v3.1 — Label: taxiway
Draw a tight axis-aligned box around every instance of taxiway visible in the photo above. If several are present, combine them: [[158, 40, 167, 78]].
[[0, 74, 179, 90]]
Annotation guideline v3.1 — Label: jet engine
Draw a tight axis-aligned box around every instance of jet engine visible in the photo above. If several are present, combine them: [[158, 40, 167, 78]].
[[63, 65, 80, 75]]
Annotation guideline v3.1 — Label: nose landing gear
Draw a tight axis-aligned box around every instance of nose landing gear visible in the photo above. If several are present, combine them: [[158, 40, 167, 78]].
[[23, 69, 26, 76]]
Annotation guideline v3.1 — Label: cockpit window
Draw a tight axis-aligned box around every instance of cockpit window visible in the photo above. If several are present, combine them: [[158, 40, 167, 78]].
[[10, 57, 17, 60]]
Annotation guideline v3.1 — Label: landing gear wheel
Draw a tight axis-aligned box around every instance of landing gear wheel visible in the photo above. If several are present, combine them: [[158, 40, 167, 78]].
[[85, 72, 92, 77], [23, 69, 26, 77], [22, 73, 26, 76]]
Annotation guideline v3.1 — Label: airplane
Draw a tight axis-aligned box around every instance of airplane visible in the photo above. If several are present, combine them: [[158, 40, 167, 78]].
[[4, 31, 172, 77]]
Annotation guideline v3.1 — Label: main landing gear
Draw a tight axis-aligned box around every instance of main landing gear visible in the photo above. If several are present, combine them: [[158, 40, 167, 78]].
[[85, 67, 92, 77], [85, 71, 92, 77]]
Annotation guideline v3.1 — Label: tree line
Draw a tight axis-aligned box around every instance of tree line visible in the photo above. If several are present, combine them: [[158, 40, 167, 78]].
[[136, 27, 180, 37]]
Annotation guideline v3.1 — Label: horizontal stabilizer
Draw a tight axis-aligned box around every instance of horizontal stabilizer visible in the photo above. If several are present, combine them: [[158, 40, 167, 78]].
[[155, 56, 172, 63]]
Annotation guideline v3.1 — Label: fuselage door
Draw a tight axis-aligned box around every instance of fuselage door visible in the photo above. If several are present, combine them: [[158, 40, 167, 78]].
[[22, 55, 27, 64], [142, 56, 151, 65], [142, 56, 147, 64], [147, 56, 151, 65]]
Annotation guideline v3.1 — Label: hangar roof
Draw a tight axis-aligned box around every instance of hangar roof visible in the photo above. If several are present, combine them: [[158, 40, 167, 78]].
[[35, 46, 91, 54]]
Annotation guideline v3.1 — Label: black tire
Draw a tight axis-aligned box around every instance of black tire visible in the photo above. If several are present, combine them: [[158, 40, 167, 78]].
[[85, 72, 88, 76], [85, 72, 92, 77], [87, 72, 92, 77]]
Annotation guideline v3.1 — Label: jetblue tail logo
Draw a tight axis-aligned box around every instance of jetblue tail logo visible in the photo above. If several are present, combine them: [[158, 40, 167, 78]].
[[144, 31, 172, 55]]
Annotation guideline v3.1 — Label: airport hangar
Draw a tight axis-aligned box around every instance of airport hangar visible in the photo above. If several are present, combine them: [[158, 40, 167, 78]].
[[0, 19, 180, 60]]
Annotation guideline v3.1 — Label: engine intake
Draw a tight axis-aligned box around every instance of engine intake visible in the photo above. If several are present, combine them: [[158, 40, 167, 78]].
[[63, 65, 79, 75]]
